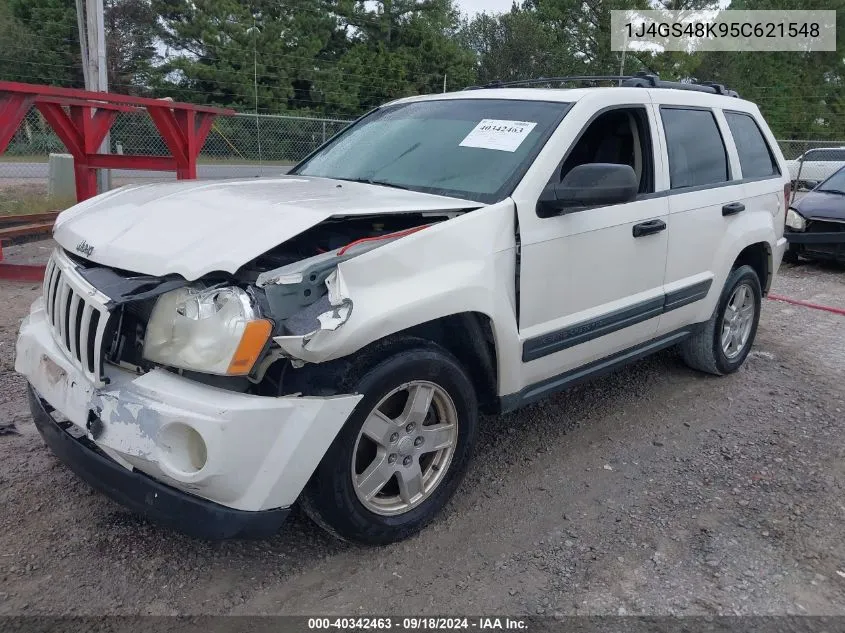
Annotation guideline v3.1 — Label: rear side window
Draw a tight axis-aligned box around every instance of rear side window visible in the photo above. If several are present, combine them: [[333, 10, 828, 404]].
[[661, 107, 729, 189], [809, 149, 845, 161], [725, 112, 779, 178]]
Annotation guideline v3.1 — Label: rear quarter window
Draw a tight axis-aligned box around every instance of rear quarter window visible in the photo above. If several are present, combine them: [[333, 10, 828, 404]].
[[725, 112, 780, 178], [815, 149, 845, 162], [661, 107, 729, 189]]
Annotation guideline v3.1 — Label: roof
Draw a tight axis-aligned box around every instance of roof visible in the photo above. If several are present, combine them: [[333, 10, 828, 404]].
[[388, 86, 757, 110]]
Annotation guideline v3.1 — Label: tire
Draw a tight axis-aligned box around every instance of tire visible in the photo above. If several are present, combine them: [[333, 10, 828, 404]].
[[680, 264, 762, 376], [783, 246, 800, 264], [300, 340, 478, 544]]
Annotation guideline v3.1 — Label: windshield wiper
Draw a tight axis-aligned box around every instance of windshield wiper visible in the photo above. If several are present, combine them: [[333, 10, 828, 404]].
[[340, 177, 410, 190], [817, 188, 845, 195]]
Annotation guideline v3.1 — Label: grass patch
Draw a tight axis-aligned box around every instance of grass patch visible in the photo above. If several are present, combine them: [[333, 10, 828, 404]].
[[0, 155, 50, 163], [0, 194, 73, 216]]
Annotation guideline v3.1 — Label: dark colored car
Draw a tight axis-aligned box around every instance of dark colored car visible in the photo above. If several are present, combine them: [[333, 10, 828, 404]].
[[786, 166, 845, 263]]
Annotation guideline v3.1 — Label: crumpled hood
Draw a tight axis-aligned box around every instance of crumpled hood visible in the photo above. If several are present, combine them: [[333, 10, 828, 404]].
[[53, 176, 479, 280], [794, 189, 845, 222]]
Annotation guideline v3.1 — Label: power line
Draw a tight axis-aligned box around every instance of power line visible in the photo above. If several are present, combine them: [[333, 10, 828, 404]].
[[0, 56, 453, 108]]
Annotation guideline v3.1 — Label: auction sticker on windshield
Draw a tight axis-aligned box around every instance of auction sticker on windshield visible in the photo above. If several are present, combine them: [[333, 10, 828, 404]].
[[459, 119, 538, 152]]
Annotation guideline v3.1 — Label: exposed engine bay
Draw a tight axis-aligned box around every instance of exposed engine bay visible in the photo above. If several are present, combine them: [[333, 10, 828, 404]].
[[69, 211, 466, 396]]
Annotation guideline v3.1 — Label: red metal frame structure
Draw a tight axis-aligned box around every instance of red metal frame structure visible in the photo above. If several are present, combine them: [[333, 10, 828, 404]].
[[0, 81, 234, 202], [0, 82, 234, 280]]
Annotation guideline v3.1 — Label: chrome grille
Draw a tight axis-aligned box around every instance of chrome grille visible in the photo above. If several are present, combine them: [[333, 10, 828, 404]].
[[43, 250, 112, 385]]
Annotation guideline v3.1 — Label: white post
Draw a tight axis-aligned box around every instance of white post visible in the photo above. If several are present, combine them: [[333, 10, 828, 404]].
[[75, 0, 90, 88], [442, 74, 447, 93], [84, 0, 111, 193]]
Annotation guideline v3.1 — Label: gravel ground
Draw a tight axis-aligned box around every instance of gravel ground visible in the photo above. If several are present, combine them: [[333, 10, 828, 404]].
[[0, 242, 844, 616]]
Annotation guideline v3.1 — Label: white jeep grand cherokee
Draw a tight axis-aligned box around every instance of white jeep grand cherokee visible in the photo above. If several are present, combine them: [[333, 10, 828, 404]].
[[15, 76, 788, 544]]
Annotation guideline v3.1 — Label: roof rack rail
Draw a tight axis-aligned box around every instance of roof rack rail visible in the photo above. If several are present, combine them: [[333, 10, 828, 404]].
[[464, 76, 633, 90], [621, 73, 739, 97], [464, 71, 740, 97]]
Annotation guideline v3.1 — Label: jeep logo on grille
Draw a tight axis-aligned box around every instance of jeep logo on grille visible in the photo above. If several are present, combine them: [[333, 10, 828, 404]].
[[75, 240, 94, 257]]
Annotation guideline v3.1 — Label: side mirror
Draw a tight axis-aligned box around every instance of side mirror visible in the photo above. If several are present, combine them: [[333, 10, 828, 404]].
[[537, 163, 639, 217]]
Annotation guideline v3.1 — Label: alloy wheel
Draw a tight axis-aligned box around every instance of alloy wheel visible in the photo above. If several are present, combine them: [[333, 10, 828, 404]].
[[351, 380, 459, 516], [720, 282, 756, 359]]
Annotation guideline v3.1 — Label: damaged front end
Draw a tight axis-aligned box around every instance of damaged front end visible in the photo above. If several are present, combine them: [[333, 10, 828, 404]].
[[256, 224, 430, 351], [15, 211, 466, 521], [82, 212, 456, 396]]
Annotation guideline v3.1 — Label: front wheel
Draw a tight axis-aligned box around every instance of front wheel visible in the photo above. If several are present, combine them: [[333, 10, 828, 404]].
[[680, 265, 762, 376], [300, 341, 478, 544]]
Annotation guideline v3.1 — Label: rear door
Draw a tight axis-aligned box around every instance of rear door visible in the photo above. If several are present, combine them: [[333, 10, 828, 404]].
[[723, 109, 786, 278], [654, 100, 745, 336]]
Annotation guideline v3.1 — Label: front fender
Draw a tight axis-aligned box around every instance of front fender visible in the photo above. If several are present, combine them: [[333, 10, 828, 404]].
[[272, 201, 524, 395]]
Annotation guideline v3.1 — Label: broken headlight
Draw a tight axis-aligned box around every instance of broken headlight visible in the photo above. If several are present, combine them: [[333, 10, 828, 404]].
[[786, 208, 806, 231], [142, 286, 272, 376]]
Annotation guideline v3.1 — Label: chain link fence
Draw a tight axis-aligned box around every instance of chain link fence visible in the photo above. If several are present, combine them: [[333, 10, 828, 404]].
[[0, 107, 352, 182], [775, 141, 845, 191], [5, 105, 845, 198]]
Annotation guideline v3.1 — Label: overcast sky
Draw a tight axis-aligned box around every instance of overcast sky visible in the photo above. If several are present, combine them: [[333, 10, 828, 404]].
[[455, 0, 515, 17], [454, 0, 733, 18]]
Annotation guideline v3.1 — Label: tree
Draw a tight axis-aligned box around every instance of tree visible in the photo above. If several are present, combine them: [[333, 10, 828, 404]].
[[152, 0, 341, 110], [694, 0, 845, 139], [460, 7, 560, 84], [3, 0, 158, 94], [104, 0, 158, 94], [152, 0, 474, 115], [7, 0, 85, 87], [458, 0, 723, 86]]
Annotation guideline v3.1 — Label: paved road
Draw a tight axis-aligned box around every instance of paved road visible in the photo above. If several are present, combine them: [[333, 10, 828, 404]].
[[0, 161, 290, 181]]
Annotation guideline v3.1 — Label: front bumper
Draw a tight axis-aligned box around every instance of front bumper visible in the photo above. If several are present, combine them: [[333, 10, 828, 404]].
[[27, 386, 288, 539], [786, 229, 845, 261], [785, 231, 845, 245], [15, 297, 363, 524]]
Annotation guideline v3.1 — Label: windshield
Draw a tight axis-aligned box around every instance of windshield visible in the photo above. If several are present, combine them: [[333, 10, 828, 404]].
[[292, 99, 571, 203], [816, 167, 845, 194]]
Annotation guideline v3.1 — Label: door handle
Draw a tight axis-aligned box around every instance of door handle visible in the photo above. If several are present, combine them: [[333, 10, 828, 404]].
[[632, 219, 667, 238], [722, 202, 746, 216]]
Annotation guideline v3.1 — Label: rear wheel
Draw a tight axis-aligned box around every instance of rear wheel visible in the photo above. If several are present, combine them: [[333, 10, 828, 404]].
[[680, 265, 762, 376], [300, 341, 478, 544]]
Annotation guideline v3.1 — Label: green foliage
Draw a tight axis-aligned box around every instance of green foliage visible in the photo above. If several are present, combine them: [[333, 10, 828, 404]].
[[2, 0, 845, 139], [5, 0, 84, 86], [104, 0, 158, 92], [151, 0, 339, 109], [3, 0, 157, 92], [150, 0, 473, 115], [694, 0, 845, 139], [460, 7, 560, 83]]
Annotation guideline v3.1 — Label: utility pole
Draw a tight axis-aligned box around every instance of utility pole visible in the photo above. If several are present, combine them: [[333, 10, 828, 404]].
[[75, 0, 90, 88], [78, 0, 110, 193]]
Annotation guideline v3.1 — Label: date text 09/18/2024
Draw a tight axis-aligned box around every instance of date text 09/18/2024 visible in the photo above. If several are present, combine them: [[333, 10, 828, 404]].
[[307, 617, 528, 630]]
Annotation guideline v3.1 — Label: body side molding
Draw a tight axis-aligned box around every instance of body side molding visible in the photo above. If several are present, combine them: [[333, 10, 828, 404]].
[[504, 328, 693, 412], [522, 279, 712, 362]]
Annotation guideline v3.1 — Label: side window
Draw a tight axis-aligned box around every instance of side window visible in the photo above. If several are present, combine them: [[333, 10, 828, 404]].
[[725, 112, 779, 178], [821, 150, 845, 162], [661, 107, 729, 189], [557, 107, 655, 195]]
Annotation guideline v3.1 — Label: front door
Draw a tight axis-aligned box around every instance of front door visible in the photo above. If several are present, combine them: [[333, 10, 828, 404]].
[[515, 101, 670, 390]]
